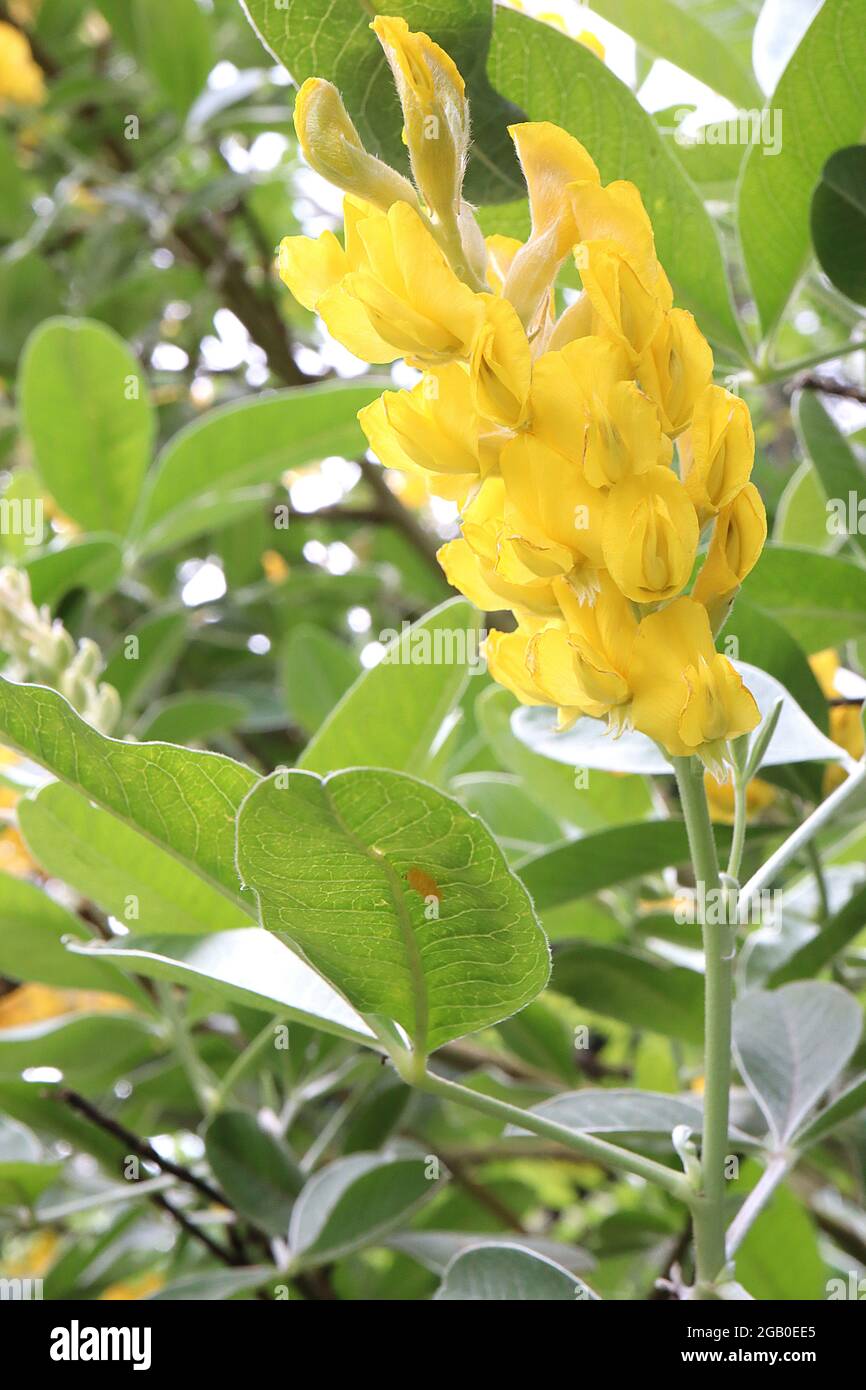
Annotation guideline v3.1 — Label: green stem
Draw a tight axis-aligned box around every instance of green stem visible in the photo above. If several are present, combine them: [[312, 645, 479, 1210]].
[[725, 770, 748, 882], [725, 1152, 795, 1259], [738, 760, 866, 912], [158, 983, 218, 1112], [211, 1014, 286, 1115], [752, 338, 865, 384], [673, 756, 731, 1287], [804, 838, 830, 924], [408, 1065, 692, 1203]]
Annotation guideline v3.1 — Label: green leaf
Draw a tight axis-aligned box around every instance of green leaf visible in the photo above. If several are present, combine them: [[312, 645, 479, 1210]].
[[773, 460, 832, 551], [0, 681, 257, 910], [519, 820, 694, 913], [0, 1116, 62, 1207], [0, 1013, 158, 1080], [236, 767, 550, 1054], [103, 611, 188, 711], [796, 1073, 866, 1147], [590, 0, 761, 107], [283, 623, 358, 736], [0, 869, 147, 1003], [289, 1151, 443, 1268], [733, 982, 863, 1145], [148, 1267, 275, 1301], [298, 598, 476, 777], [810, 144, 866, 304], [722, 599, 827, 732], [552, 944, 704, 1044], [386, 1230, 594, 1276], [66, 930, 374, 1044], [134, 383, 381, 556], [435, 1243, 599, 1300], [19, 318, 154, 535], [737, 0, 866, 337], [769, 883, 866, 986], [0, 470, 47, 562], [19, 782, 249, 937], [508, 1089, 754, 1146], [205, 1112, 302, 1236], [795, 391, 866, 559], [488, 8, 744, 355], [741, 544, 866, 650], [131, 0, 214, 118], [733, 1167, 825, 1299], [135, 692, 249, 743], [451, 772, 564, 859], [238, 0, 524, 204], [23, 537, 123, 607], [0, 254, 64, 374], [476, 685, 651, 830], [0, 127, 31, 241]]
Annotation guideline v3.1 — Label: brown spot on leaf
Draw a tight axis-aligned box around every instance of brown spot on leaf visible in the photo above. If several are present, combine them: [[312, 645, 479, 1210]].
[[406, 867, 443, 902]]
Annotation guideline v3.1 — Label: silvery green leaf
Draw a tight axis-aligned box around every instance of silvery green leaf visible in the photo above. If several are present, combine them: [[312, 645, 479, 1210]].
[[733, 982, 863, 1146], [435, 1243, 600, 1301]]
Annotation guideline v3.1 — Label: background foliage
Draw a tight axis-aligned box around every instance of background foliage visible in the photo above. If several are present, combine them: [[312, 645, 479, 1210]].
[[0, 0, 865, 1302]]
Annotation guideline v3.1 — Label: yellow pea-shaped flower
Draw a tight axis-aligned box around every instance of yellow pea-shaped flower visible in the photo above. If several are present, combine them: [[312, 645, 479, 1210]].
[[682, 384, 755, 521], [602, 465, 698, 604], [629, 598, 760, 772]]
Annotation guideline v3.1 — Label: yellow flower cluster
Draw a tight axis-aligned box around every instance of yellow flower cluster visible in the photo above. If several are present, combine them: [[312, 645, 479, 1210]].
[[0, 19, 44, 107], [279, 18, 765, 776]]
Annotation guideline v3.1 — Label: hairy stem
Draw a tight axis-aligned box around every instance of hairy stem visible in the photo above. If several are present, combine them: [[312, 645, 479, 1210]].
[[673, 756, 731, 1288]]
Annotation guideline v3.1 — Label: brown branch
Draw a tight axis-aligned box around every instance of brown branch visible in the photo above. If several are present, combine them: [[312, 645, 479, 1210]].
[[56, 1088, 228, 1211], [794, 373, 866, 404], [358, 458, 447, 578], [152, 1192, 240, 1267]]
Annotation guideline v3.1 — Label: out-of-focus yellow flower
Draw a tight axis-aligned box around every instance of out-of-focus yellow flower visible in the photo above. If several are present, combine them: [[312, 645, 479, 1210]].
[[261, 550, 289, 584], [809, 648, 865, 795], [692, 482, 766, 630], [639, 309, 714, 436], [704, 770, 776, 823], [0, 20, 44, 106], [575, 29, 605, 59], [602, 466, 698, 604], [100, 1271, 164, 1301], [629, 598, 759, 773], [0, 983, 134, 1030], [0, 826, 34, 876], [8, 1, 43, 25], [682, 385, 755, 522], [5, 1229, 59, 1279]]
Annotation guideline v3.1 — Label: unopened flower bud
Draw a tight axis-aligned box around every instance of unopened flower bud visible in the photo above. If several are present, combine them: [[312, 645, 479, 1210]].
[[371, 17, 469, 231], [293, 78, 419, 213]]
